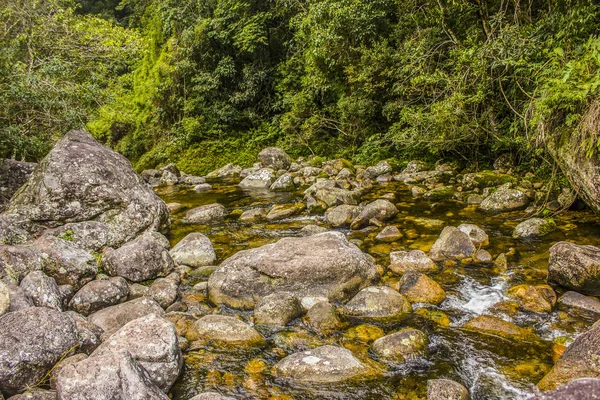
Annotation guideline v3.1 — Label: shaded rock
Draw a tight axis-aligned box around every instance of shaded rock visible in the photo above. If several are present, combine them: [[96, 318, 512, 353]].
[[158, 171, 178, 187], [34, 236, 97, 290], [2, 130, 169, 246], [92, 314, 182, 392], [7, 389, 56, 400], [239, 168, 275, 189], [0, 244, 42, 284], [273, 345, 372, 383], [148, 278, 179, 309], [254, 292, 303, 326], [389, 250, 438, 275], [325, 205, 360, 227], [350, 199, 398, 230], [169, 233, 216, 268], [103, 232, 173, 283], [88, 297, 165, 339], [42, 221, 115, 253], [427, 379, 470, 400], [49, 353, 88, 390], [429, 226, 476, 261], [557, 291, 600, 321], [239, 208, 267, 223], [4, 283, 33, 312], [258, 148, 292, 170], [206, 164, 242, 179], [457, 224, 489, 247], [473, 249, 493, 263], [423, 186, 455, 201], [303, 301, 343, 333], [538, 321, 600, 391], [462, 170, 515, 190], [366, 161, 392, 178], [463, 315, 540, 342], [208, 231, 378, 310], [342, 286, 411, 323], [270, 173, 295, 192], [479, 184, 529, 214], [396, 271, 446, 305], [375, 226, 403, 243], [371, 328, 428, 362], [20, 270, 65, 311], [513, 218, 557, 239], [55, 350, 169, 400], [185, 204, 226, 224], [69, 277, 129, 315], [403, 161, 430, 174], [548, 242, 600, 295], [63, 311, 103, 354], [0, 159, 37, 212], [0, 307, 78, 394], [507, 284, 556, 313], [265, 203, 305, 221], [193, 315, 264, 348], [128, 283, 149, 299]]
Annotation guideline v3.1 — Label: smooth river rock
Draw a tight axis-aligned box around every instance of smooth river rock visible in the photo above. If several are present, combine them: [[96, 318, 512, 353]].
[[69, 276, 129, 315], [169, 233, 216, 267], [208, 231, 378, 310], [342, 286, 412, 323]]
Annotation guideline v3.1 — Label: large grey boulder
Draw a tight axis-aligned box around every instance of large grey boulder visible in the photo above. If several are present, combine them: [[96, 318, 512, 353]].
[[4, 283, 33, 313], [538, 321, 600, 391], [547, 242, 600, 295], [69, 277, 129, 315], [350, 199, 398, 230], [429, 226, 476, 261], [0, 159, 36, 212], [208, 231, 378, 310], [479, 183, 529, 214], [92, 314, 182, 392], [185, 204, 226, 224], [258, 147, 292, 170], [102, 232, 173, 283], [0, 244, 42, 284], [342, 286, 411, 323], [0, 307, 79, 394], [0, 130, 169, 246], [88, 297, 165, 339], [273, 345, 372, 383], [20, 270, 65, 311], [169, 233, 216, 267], [55, 350, 169, 400]]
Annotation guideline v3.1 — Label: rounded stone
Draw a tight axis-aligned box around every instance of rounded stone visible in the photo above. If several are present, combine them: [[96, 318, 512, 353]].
[[342, 286, 412, 323], [371, 328, 428, 362]]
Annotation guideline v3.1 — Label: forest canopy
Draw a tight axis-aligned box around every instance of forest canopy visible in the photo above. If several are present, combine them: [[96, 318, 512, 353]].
[[1, 0, 599, 174]]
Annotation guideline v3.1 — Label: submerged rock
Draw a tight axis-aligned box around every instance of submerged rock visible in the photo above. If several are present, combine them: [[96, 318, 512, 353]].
[[375, 226, 403, 242], [429, 226, 476, 261], [342, 286, 411, 323], [513, 218, 557, 239], [273, 345, 372, 383], [538, 321, 600, 391], [371, 329, 428, 363], [169, 233, 216, 268], [102, 232, 173, 283], [547, 242, 600, 295], [1, 130, 169, 246], [208, 231, 378, 310], [0, 307, 79, 394]]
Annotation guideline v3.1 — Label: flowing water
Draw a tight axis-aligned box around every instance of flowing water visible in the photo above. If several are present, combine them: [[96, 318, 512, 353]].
[[157, 179, 600, 400]]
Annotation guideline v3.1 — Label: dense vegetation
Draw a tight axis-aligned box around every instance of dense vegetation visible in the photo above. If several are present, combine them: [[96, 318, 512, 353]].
[[2, 0, 599, 174]]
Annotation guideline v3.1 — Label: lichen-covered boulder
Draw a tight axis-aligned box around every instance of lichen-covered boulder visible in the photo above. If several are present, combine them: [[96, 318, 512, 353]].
[[20, 270, 65, 311], [88, 297, 165, 340], [0, 307, 79, 395], [69, 277, 129, 315], [208, 231, 378, 310], [102, 232, 173, 283], [64, 311, 103, 355], [91, 314, 182, 392], [342, 286, 411, 323], [0, 244, 42, 284], [0, 130, 169, 246], [429, 226, 476, 261], [258, 147, 292, 170], [169, 233, 216, 268], [185, 204, 226, 224], [6, 389, 56, 400], [461, 170, 515, 190], [265, 203, 305, 221], [538, 322, 600, 391], [513, 218, 557, 239], [148, 277, 179, 309], [547, 242, 600, 295], [371, 329, 428, 363], [55, 350, 169, 400], [350, 199, 398, 230], [273, 345, 373, 383], [479, 183, 529, 214]]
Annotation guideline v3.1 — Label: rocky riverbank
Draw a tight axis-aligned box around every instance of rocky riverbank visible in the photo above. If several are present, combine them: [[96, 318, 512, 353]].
[[2, 130, 600, 399]]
